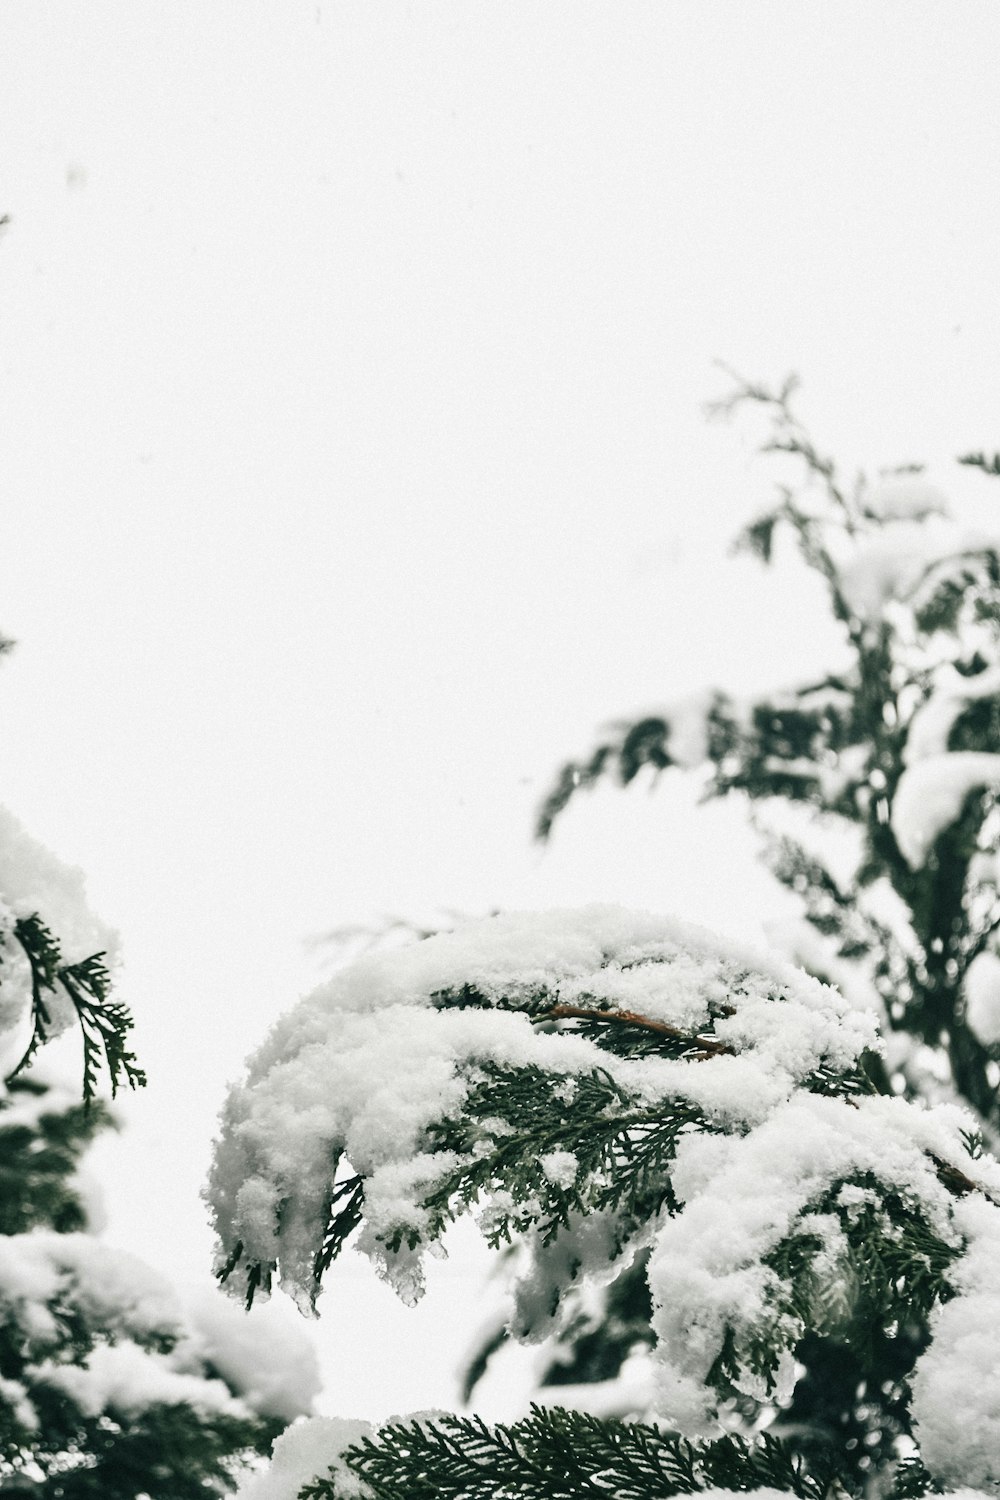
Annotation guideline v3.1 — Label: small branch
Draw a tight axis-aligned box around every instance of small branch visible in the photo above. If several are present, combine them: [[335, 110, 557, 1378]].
[[927, 1151, 1000, 1208], [544, 1003, 735, 1058]]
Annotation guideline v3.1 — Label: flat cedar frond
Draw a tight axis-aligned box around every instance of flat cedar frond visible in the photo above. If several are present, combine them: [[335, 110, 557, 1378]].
[[296, 1406, 829, 1500], [5, 915, 146, 1103], [215, 1239, 277, 1312], [958, 450, 1000, 477], [61, 959, 146, 1101], [4, 912, 59, 1077], [418, 1063, 704, 1247], [314, 1170, 366, 1282], [731, 1174, 963, 1405], [535, 723, 668, 842]]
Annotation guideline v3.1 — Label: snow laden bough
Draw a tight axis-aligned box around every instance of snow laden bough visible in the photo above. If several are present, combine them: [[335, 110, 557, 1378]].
[[208, 907, 1000, 1500]]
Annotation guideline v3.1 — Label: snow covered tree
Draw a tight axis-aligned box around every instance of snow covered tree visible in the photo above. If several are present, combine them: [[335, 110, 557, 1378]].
[[207, 905, 1000, 1500], [0, 708, 318, 1493]]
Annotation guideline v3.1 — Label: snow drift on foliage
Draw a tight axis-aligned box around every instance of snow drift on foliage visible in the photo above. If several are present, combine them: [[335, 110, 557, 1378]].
[[233, 1415, 373, 1500], [649, 1090, 980, 1433], [903, 664, 1000, 767], [835, 492, 999, 623], [0, 1230, 317, 1435], [911, 1194, 1000, 1490], [891, 753, 1000, 869], [0, 1233, 244, 1431], [187, 1286, 321, 1422], [208, 905, 875, 1313]]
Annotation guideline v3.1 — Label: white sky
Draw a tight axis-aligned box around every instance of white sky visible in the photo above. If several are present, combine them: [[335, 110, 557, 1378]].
[[1, 0, 999, 1421]]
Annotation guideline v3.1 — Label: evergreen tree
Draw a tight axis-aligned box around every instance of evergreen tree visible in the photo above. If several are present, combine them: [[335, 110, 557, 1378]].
[[206, 905, 1000, 1499], [0, 1073, 291, 1498], [0, 644, 317, 1495]]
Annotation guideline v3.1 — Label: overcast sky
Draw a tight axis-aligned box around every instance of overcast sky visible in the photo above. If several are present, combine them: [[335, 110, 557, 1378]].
[[1, 1, 999, 1419]]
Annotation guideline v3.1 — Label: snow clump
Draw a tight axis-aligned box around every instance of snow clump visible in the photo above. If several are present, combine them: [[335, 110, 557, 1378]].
[[208, 906, 875, 1313]]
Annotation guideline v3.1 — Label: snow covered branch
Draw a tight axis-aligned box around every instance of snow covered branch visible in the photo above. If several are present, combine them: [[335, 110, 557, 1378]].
[[212, 907, 1000, 1498]]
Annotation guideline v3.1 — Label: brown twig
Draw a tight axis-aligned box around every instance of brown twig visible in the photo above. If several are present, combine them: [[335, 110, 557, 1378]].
[[929, 1153, 990, 1202], [544, 1004, 735, 1059]]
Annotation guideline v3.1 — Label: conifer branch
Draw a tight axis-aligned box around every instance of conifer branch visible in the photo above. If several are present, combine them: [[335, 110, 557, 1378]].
[[4, 913, 145, 1104], [299, 1406, 834, 1500], [958, 450, 1000, 477], [417, 1062, 704, 1248], [314, 1171, 366, 1284]]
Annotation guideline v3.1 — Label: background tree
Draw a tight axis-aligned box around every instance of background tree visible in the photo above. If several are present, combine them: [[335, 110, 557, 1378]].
[[0, 642, 318, 1496], [0, 1072, 299, 1499], [491, 376, 1000, 1475]]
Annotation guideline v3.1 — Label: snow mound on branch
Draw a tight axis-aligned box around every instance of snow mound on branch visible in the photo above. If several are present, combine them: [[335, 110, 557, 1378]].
[[964, 952, 1000, 1048], [648, 1092, 969, 1435], [0, 1231, 268, 1427], [208, 907, 875, 1312], [891, 753, 1000, 868], [0, 1232, 185, 1348], [838, 517, 957, 619], [655, 690, 719, 768], [186, 1287, 321, 1421], [233, 1415, 373, 1500], [912, 1195, 1000, 1490], [864, 479, 951, 524], [904, 665, 1000, 766], [0, 1231, 317, 1431], [34, 1339, 247, 1419], [836, 502, 1000, 623], [0, 806, 118, 967], [211, 904, 1000, 1494]]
